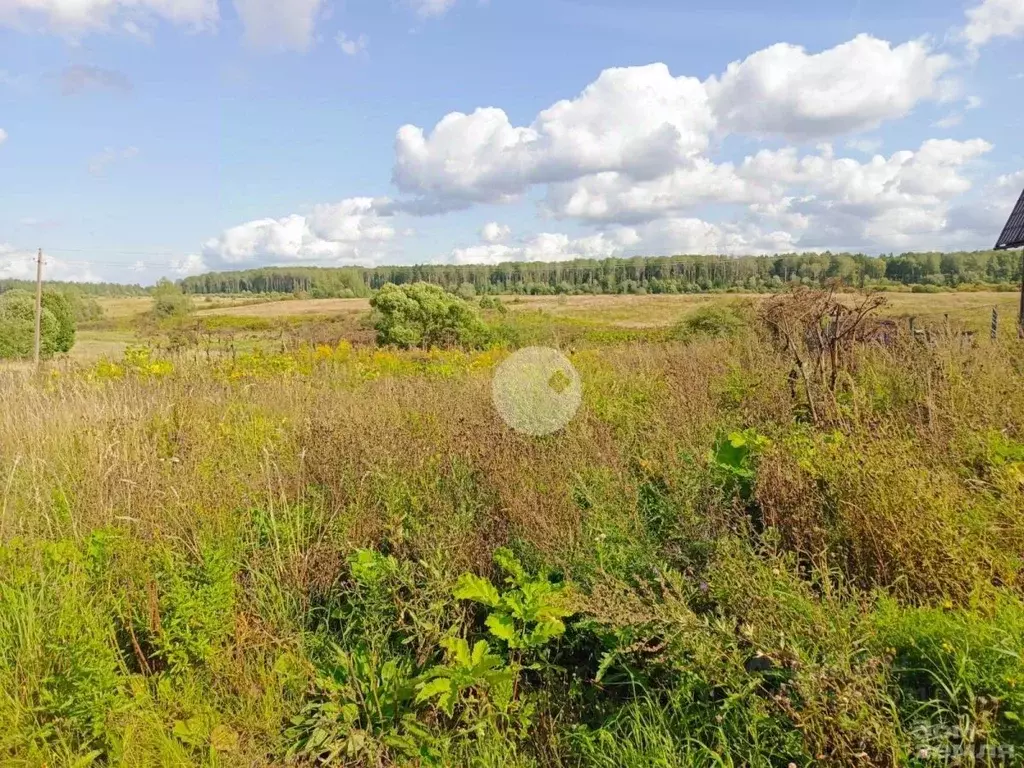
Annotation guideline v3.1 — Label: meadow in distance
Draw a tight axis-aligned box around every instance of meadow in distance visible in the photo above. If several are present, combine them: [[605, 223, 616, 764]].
[[1, 255, 1024, 767]]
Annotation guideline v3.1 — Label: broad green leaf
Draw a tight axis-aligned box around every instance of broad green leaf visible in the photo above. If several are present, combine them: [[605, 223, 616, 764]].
[[536, 599, 573, 620], [485, 612, 517, 642], [528, 617, 565, 646], [471, 639, 492, 666], [503, 591, 529, 620], [441, 636, 472, 668], [453, 573, 501, 607], [493, 547, 528, 585], [415, 676, 453, 705], [521, 579, 554, 605]]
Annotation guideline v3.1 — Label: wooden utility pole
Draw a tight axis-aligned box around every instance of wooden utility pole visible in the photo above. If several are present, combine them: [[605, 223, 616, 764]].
[[33, 248, 43, 367]]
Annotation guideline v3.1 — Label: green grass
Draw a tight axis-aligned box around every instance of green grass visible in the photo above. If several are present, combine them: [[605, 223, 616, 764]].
[[1, 293, 1023, 766]]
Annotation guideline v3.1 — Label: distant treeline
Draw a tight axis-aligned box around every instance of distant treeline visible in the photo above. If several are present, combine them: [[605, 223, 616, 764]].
[[4, 252, 1020, 298], [0, 279, 147, 297], [179, 251, 1024, 297]]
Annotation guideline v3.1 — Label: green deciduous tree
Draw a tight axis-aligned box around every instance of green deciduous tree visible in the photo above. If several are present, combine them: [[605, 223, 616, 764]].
[[61, 288, 104, 323], [370, 282, 490, 349], [41, 290, 76, 353], [0, 289, 62, 359], [151, 278, 194, 319]]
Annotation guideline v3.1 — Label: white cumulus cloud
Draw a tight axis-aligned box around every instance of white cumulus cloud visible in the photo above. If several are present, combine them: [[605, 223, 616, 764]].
[[740, 139, 995, 250], [545, 158, 761, 224], [0, 128, 7, 144], [202, 197, 395, 265], [633, 218, 800, 257], [444, 229, 639, 265], [0, 244, 101, 282], [393, 36, 956, 214], [481, 222, 510, 243], [0, 69, 31, 90], [171, 253, 208, 276], [706, 35, 954, 141], [963, 0, 1024, 47], [545, 138, 991, 229], [393, 63, 714, 210]]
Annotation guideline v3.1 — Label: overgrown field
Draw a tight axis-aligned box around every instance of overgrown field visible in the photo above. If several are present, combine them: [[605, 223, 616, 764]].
[[49, 290, 1023, 364], [2, 294, 1024, 766]]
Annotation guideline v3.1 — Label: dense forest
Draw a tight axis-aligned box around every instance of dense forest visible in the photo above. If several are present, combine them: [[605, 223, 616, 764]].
[[0, 279, 147, 297], [180, 250, 1024, 297], [2, 251, 1020, 298]]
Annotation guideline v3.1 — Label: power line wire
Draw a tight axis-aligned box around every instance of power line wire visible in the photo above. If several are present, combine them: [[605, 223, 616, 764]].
[[42, 246, 194, 256]]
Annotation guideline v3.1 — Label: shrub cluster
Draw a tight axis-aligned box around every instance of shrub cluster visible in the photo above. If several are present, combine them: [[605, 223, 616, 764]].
[[370, 282, 491, 350], [0, 288, 76, 359]]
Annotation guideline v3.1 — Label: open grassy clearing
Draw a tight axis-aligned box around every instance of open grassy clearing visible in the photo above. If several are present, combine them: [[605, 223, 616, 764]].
[[196, 297, 371, 318], [95, 295, 289, 322], [66, 331, 138, 362], [191, 290, 1020, 330], [2, 290, 1024, 766], [93, 296, 155, 319]]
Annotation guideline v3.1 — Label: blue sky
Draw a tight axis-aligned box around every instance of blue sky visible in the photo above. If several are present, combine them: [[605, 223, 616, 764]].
[[1, 0, 1022, 283]]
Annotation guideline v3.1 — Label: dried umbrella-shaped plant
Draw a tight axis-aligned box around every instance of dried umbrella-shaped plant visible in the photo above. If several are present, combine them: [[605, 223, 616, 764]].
[[760, 286, 888, 424]]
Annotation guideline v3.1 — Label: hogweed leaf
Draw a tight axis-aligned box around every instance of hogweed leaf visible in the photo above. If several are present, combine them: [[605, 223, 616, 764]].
[[485, 613, 517, 643], [440, 636, 473, 669], [415, 677, 453, 707], [493, 547, 528, 586], [503, 591, 529, 620], [528, 617, 565, 647], [471, 639, 491, 667], [453, 573, 501, 607]]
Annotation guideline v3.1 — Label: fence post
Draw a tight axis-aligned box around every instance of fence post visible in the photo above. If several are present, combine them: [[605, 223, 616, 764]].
[[992, 307, 999, 341], [909, 316, 916, 336]]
